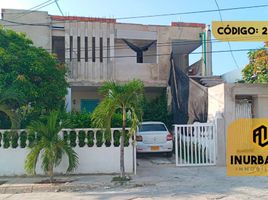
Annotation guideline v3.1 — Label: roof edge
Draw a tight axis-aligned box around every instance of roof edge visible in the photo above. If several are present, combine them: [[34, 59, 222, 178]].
[[51, 15, 116, 23], [171, 22, 206, 28]]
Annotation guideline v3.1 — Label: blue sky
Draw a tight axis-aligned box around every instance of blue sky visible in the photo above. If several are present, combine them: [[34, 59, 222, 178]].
[[1, 0, 267, 75]]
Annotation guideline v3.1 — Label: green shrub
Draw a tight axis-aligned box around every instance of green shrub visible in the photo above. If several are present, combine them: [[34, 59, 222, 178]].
[[104, 130, 111, 147], [20, 131, 27, 148], [143, 91, 172, 129], [63, 131, 69, 144], [96, 130, 104, 147], [124, 130, 130, 147], [3, 132, 10, 148], [27, 132, 36, 148], [69, 131, 77, 147], [87, 131, 94, 147], [61, 111, 92, 128], [78, 131, 86, 147], [111, 113, 131, 128], [113, 130, 120, 147], [11, 131, 19, 148]]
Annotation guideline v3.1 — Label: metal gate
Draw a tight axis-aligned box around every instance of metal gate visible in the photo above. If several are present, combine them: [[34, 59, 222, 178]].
[[174, 123, 216, 166], [235, 99, 252, 119]]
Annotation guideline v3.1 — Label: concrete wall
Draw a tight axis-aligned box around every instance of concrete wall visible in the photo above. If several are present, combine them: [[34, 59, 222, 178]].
[[71, 87, 101, 111], [208, 84, 225, 122], [0, 128, 135, 176], [208, 83, 268, 166], [1, 9, 51, 50], [64, 20, 115, 82]]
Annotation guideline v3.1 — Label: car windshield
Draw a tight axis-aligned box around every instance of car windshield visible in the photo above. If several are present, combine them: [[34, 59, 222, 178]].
[[139, 124, 167, 132]]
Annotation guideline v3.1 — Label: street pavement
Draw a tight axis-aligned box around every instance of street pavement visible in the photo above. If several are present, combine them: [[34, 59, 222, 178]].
[[0, 154, 268, 200]]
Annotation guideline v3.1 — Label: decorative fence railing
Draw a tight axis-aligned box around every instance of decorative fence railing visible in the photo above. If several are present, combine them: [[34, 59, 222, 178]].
[[0, 128, 132, 149], [0, 128, 136, 176], [174, 123, 216, 166]]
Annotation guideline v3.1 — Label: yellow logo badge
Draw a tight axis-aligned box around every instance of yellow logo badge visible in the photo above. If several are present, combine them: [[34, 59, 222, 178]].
[[227, 119, 268, 176]]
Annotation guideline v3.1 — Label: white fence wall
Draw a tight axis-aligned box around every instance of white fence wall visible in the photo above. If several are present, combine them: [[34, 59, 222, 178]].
[[0, 128, 136, 176]]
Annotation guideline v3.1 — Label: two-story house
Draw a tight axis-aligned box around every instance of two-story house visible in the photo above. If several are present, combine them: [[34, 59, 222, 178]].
[[1, 9, 212, 113]]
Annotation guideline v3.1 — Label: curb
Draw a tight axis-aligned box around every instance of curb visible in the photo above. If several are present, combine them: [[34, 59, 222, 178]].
[[0, 181, 153, 194]]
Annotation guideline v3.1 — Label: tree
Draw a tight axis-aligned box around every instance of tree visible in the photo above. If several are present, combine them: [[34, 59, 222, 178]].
[[25, 111, 78, 182], [0, 89, 21, 128], [92, 80, 144, 178], [242, 43, 268, 83], [0, 27, 68, 122]]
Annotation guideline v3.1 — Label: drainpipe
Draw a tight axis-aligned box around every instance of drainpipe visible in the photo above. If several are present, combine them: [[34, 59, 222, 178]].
[[206, 25, 212, 76], [201, 25, 213, 76]]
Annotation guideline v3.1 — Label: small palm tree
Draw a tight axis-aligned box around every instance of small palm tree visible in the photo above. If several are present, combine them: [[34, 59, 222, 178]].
[[25, 111, 78, 182], [0, 89, 21, 128], [92, 80, 144, 178]]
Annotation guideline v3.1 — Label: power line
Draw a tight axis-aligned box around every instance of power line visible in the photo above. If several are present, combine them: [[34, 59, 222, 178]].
[[2, 3, 268, 26], [1, 22, 265, 53], [116, 4, 268, 20], [55, 0, 64, 16], [214, 0, 240, 69], [10, 0, 57, 20], [46, 35, 266, 52], [62, 47, 267, 61]]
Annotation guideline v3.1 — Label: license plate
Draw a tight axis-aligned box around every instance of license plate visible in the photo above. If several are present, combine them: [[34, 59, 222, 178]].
[[151, 146, 160, 151]]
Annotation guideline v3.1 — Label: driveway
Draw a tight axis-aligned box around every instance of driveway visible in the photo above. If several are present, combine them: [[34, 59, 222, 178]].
[[0, 156, 268, 199]]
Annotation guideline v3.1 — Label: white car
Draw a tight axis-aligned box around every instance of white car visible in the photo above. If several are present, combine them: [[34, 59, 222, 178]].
[[136, 122, 173, 157]]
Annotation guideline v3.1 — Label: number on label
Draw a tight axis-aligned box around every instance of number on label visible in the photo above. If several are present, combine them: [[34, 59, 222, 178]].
[[262, 27, 267, 35]]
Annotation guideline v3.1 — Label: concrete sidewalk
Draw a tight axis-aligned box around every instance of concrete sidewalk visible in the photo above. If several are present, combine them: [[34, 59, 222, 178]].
[[1, 157, 268, 199]]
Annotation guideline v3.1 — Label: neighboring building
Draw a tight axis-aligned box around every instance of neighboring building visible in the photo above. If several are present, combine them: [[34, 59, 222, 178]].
[[1, 9, 212, 112], [208, 83, 268, 166], [208, 83, 268, 124]]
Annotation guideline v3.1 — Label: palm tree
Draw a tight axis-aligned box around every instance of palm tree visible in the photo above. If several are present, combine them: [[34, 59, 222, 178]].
[[92, 80, 144, 178], [25, 111, 78, 182]]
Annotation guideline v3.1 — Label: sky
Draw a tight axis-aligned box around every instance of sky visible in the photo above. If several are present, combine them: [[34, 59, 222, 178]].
[[0, 0, 267, 75]]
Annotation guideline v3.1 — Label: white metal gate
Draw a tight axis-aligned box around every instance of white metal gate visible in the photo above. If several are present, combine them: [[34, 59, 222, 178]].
[[174, 123, 216, 166]]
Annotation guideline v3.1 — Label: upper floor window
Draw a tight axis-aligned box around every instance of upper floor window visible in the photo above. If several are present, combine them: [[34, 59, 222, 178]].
[[85, 36, 88, 62], [92, 37, 96, 62], [52, 36, 65, 63], [69, 36, 73, 61], [100, 37, 103, 63], [77, 36, 81, 62]]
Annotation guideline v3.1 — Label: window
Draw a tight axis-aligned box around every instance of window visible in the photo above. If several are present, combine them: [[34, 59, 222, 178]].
[[92, 37, 95, 62], [139, 124, 167, 132], [100, 37, 103, 62], [77, 36, 81, 62], [85, 36, 88, 62], [69, 36, 73, 61], [107, 38, 110, 61], [52, 36, 65, 63]]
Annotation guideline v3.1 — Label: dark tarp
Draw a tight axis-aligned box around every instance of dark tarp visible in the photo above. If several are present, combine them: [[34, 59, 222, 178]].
[[122, 39, 156, 63], [168, 52, 208, 124]]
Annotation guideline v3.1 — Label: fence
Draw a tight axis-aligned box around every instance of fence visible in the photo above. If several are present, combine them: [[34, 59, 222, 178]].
[[174, 123, 216, 166], [0, 128, 136, 176]]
